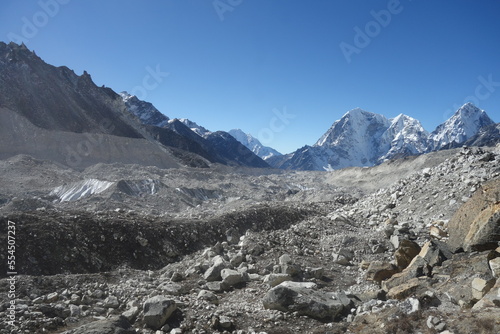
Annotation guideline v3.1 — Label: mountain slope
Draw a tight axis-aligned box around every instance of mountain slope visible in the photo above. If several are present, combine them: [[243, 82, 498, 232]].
[[0, 42, 143, 139], [228, 129, 282, 160], [119, 91, 169, 127], [0, 42, 188, 169], [429, 103, 495, 150], [269, 109, 431, 171]]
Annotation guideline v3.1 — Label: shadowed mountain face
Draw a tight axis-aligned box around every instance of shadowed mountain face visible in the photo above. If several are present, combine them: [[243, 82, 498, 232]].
[[0, 42, 270, 169], [0, 42, 143, 138]]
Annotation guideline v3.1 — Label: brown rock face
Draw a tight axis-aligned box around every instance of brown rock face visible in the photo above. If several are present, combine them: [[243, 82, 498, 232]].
[[464, 203, 500, 252], [447, 178, 500, 252], [394, 240, 421, 270]]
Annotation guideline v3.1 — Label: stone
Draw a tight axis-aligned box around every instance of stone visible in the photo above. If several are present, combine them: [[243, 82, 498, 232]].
[[70, 294, 81, 305], [230, 253, 244, 267], [432, 251, 495, 305], [447, 178, 500, 252], [69, 304, 81, 318], [203, 255, 228, 282], [170, 271, 184, 282], [197, 290, 219, 304], [382, 256, 430, 292], [280, 264, 301, 276], [122, 306, 140, 323], [471, 277, 496, 300], [427, 315, 441, 329], [143, 296, 177, 330], [371, 244, 387, 254], [332, 248, 354, 266], [390, 235, 400, 249], [394, 240, 421, 270], [103, 295, 120, 309], [464, 203, 500, 252], [472, 278, 500, 309], [206, 281, 226, 292], [46, 292, 59, 303], [307, 267, 324, 279], [399, 297, 420, 314], [430, 225, 448, 239], [158, 282, 186, 296], [219, 316, 233, 329], [263, 273, 292, 287], [365, 261, 398, 284], [262, 282, 345, 320], [490, 257, 500, 278], [221, 269, 244, 287], [387, 277, 430, 300], [279, 254, 293, 265]]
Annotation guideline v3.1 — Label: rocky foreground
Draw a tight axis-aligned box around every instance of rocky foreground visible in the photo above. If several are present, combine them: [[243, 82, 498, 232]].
[[1, 146, 500, 333]]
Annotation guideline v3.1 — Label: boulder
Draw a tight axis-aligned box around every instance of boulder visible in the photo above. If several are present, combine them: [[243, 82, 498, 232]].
[[221, 269, 245, 287], [203, 255, 228, 282], [490, 257, 500, 278], [262, 282, 345, 320], [471, 277, 496, 300], [447, 179, 500, 252], [463, 203, 500, 252], [394, 240, 421, 270], [143, 296, 177, 330], [365, 261, 398, 284], [382, 256, 431, 292], [432, 251, 495, 306], [263, 273, 292, 287], [472, 278, 500, 309], [386, 277, 431, 300]]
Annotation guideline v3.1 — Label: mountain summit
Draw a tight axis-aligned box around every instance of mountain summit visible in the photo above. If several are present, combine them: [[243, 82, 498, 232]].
[[429, 103, 495, 150], [228, 129, 282, 160], [267, 104, 494, 171]]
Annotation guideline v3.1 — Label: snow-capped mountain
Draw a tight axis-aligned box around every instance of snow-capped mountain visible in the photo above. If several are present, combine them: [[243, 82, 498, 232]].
[[228, 129, 282, 160], [379, 114, 429, 162], [267, 104, 494, 171], [177, 118, 211, 137], [119, 91, 170, 127], [429, 103, 494, 150]]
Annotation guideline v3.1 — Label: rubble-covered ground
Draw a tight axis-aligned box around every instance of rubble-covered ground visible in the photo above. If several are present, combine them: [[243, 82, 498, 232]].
[[1, 146, 500, 333]]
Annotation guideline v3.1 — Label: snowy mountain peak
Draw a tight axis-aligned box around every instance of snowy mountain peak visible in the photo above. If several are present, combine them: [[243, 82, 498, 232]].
[[176, 118, 211, 137], [270, 103, 495, 171], [228, 129, 282, 160], [314, 108, 389, 148], [119, 91, 170, 128], [430, 103, 494, 149]]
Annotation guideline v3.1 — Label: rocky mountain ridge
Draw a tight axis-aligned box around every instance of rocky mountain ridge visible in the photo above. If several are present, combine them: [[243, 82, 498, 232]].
[[0, 42, 268, 170]]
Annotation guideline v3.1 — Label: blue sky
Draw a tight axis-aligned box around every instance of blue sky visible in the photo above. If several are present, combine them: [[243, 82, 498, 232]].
[[1, 0, 499, 154]]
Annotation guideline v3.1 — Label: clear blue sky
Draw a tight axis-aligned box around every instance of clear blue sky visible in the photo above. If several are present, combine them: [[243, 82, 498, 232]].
[[1, 0, 499, 154]]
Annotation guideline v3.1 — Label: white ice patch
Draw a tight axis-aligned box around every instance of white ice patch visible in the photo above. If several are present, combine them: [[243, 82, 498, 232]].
[[51, 179, 114, 202]]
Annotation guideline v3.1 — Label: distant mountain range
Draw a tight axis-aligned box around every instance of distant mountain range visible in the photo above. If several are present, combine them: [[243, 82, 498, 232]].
[[267, 103, 496, 170], [0, 42, 498, 171]]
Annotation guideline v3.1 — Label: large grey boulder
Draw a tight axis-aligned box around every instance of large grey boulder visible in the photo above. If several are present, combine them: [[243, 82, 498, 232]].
[[204, 255, 228, 282], [262, 282, 347, 320], [143, 296, 177, 330]]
